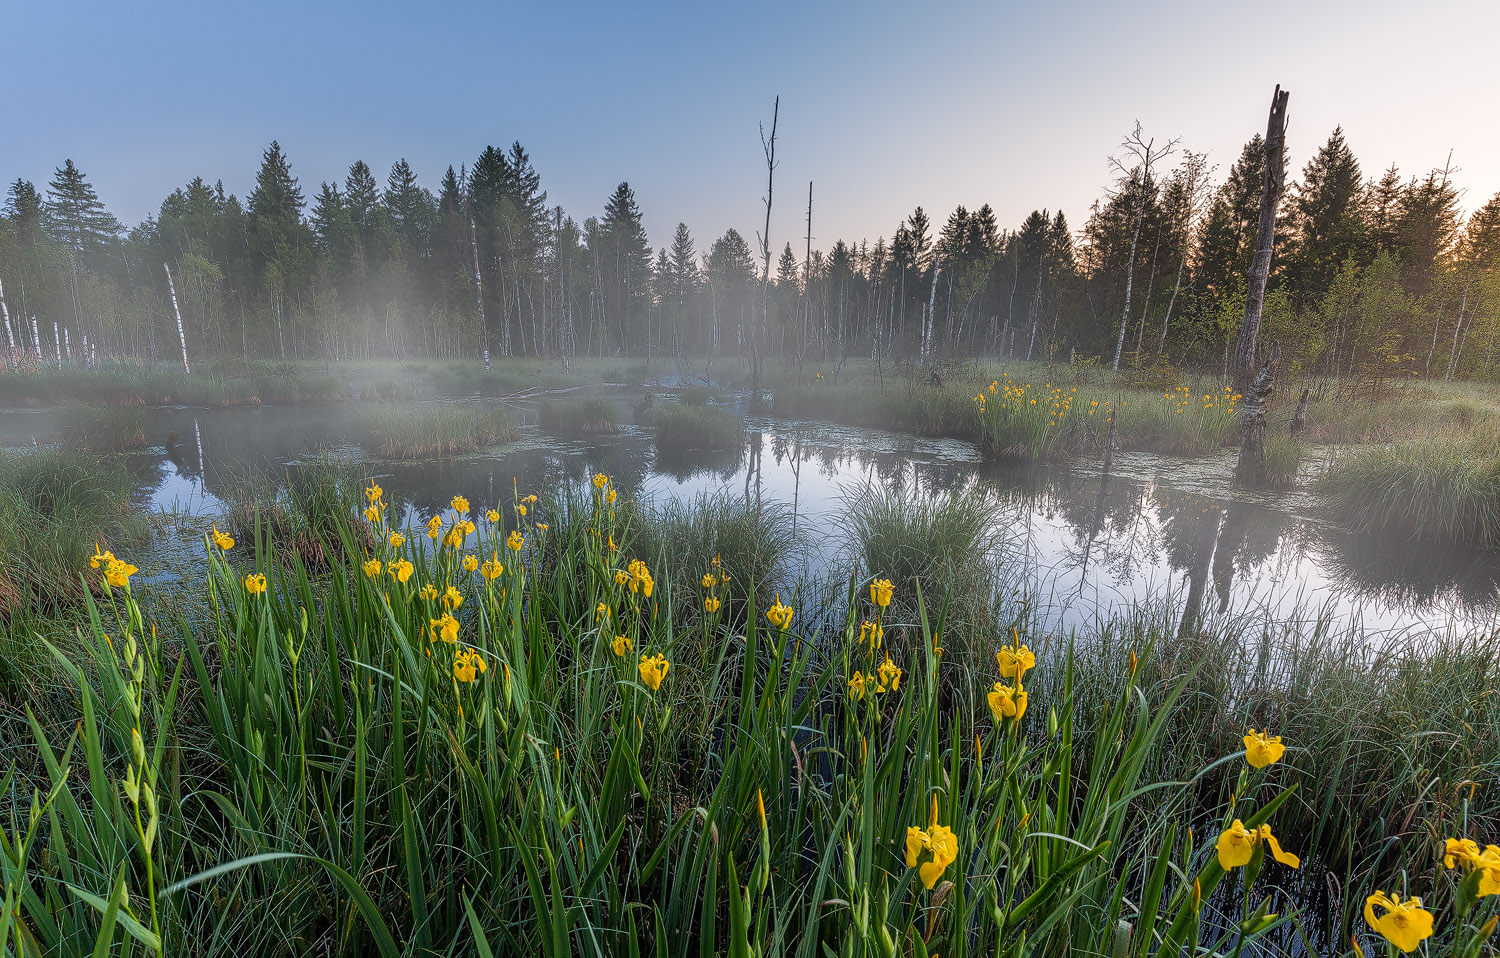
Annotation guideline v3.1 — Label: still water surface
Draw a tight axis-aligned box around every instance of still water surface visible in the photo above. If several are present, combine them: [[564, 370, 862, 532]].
[[4, 399, 1497, 637]]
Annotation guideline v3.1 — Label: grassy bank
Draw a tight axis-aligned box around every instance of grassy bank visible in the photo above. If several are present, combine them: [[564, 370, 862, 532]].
[[4, 475, 1498, 956], [0, 361, 346, 407], [363, 402, 519, 459]]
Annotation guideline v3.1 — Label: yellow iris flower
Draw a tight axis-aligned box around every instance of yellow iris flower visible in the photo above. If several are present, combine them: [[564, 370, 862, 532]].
[[766, 595, 793, 630], [429, 613, 460, 644], [1215, 819, 1299, 871], [870, 577, 894, 608], [481, 554, 505, 581], [905, 797, 957, 890], [638, 653, 669, 691], [1243, 729, 1286, 768], [244, 573, 267, 596], [453, 647, 487, 683], [1364, 892, 1434, 953], [1445, 838, 1500, 897], [987, 682, 1027, 723]]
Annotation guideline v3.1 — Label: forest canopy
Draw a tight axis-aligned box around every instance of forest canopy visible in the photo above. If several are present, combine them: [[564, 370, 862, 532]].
[[3, 128, 1498, 381]]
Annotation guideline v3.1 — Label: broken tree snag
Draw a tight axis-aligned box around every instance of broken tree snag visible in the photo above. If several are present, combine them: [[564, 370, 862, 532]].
[[1231, 85, 1290, 394], [1290, 387, 1310, 438], [1236, 343, 1281, 486]]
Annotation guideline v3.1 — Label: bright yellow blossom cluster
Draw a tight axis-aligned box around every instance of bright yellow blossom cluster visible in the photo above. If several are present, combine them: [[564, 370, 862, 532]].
[[905, 797, 958, 890], [91, 546, 139, 589]]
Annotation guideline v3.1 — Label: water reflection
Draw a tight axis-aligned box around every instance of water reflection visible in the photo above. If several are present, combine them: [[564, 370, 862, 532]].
[[3, 401, 1497, 636]]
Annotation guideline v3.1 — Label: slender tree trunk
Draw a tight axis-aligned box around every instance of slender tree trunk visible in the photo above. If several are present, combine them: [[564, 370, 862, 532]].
[[753, 96, 780, 395], [164, 264, 191, 374], [1157, 248, 1188, 360], [0, 278, 14, 370], [1446, 288, 1470, 381], [469, 218, 487, 358], [1232, 85, 1290, 392]]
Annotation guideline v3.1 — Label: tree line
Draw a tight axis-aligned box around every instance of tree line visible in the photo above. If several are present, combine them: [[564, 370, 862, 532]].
[[3, 126, 1499, 381]]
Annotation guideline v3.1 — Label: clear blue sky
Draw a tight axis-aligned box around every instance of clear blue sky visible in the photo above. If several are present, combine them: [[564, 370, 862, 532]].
[[5, 0, 1497, 253]]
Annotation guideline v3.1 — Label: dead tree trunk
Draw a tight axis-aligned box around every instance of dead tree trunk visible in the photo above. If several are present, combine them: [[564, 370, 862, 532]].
[[1290, 386, 1310, 438], [753, 96, 780, 397], [1231, 85, 1290, 393], [1236, 343, 1281, 486]]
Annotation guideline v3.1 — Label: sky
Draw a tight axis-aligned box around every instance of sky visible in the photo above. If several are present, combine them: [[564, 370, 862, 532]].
[[5, 0, 1499, 256]]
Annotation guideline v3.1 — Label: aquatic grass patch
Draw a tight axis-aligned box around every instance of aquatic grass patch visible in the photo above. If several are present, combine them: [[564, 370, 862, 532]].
[[650, 401, 745, 452], [538, 396, 621, 434], [0, 448, 145, 616], [220, 455, 375, 569], [55, 402, 149, 452], [363, 402, 519, 459], [773, 379, 981, 439], [1262, 434, 1306, 489], [1112, 382, 1241, 455], [840, 480, 1014, 657], [972, 375, 1239, 460], [1317, 437, 1500, 547]]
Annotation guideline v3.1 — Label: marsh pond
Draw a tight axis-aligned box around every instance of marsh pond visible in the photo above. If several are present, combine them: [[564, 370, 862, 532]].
[[3, 393, 1496, 638]]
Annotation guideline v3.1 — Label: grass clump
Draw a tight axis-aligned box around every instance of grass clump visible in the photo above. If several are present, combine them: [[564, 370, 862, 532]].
[[55, 402, 149, 452], [220, 455, 374, 569], [364, 402, 519, 459], [539, 396, 621, 434], [0, 448, 145, 616], [1262, 434, 1306, 489], [1318, 438, 1500, 547], [841, 480, 1012, 656], [774, 378, 980, 439], [650, 401, 745, 452]]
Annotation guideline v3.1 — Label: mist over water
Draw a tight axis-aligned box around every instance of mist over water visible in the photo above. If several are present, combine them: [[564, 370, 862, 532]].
[[6, 398, 1495, 637]]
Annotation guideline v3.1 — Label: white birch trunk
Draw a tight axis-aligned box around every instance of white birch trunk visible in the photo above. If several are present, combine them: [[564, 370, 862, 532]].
[[164, 263, 191, 374], [0, 277, 14, 369]]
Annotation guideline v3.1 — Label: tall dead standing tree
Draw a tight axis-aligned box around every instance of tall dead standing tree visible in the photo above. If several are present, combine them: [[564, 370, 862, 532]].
[[1231, 85, 1290, 392], [752, 96, 780, 396], [1109, 123, 1178, 372]]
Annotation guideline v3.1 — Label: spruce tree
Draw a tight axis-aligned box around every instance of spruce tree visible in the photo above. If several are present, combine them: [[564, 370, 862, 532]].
[[44, 159, 121, 261], [1286, 127, 1366, 308]]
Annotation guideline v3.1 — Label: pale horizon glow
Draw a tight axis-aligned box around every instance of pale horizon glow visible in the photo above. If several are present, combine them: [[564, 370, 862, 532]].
[[4, 0, 1498, 255]]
